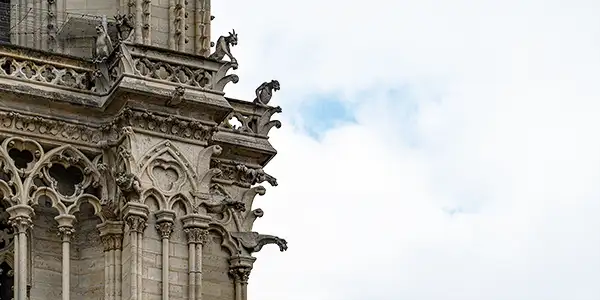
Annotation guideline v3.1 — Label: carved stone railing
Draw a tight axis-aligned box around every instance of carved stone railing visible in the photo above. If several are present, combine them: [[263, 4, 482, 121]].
[[220, 98, 282, 138], [0, 42, 238, 97], [0, 44, 96, 92], [107, 43, 238, 94]]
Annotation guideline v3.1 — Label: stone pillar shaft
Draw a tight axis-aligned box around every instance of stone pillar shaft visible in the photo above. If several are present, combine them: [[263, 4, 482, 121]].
[[135, 0, 143, 43], [8, 205, 34, 300], [56, 214, 75, 300], [155, 210, 176, 300], [182, 214, 210, 300], [169, 0, 176, 49], [99, 221, 125, 300], [124, 203, 149, 300], [178, 0, 186, 51]]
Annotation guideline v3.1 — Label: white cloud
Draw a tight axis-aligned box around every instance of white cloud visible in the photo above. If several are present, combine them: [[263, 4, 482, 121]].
[[212, 1, 600, 299]]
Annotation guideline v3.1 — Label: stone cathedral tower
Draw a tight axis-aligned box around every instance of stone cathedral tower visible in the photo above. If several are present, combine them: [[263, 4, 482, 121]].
[[0, 1, 286, 300]]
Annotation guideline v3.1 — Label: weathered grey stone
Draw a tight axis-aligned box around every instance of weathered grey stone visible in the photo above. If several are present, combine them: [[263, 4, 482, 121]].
[[0, 1, 286, 300]]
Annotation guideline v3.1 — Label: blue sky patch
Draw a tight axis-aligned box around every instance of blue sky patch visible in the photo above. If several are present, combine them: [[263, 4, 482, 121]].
[[296, 96, 357, 139]]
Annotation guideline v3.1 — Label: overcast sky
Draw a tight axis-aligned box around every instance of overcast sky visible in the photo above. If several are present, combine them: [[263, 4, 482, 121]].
[[212, 1, 600, 299]]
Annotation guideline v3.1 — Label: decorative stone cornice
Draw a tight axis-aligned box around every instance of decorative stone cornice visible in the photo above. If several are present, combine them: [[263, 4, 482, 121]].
[[103, 108, 218, 144], [0, 111, 103, 144]]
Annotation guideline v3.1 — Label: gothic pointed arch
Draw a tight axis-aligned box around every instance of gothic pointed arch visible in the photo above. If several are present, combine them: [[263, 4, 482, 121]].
[[137, 140, 199, 196], [141, 188, 168, 210], [209, 222, 241, 256], [168, 193, 193, 214], [23, 145, 105, 205]]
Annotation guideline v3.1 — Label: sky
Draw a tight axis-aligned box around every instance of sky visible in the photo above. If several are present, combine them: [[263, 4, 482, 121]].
[[212, 1, 600, 299]]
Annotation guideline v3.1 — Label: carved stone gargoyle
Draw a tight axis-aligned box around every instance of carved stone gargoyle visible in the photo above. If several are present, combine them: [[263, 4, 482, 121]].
[[115, 13, 134, 42], [209, 29, 238, 68], [231, 231, 288, 253], [94, 24, 113, 63], [115, 172, 142, 201], [253, 80, 280, 106], [166, 86, 185, 107], [236, 164, 278, 186], [195, 196, 246, 214]]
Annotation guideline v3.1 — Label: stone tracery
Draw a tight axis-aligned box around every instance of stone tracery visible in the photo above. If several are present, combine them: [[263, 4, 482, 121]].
[[0, 2, 286, 299]]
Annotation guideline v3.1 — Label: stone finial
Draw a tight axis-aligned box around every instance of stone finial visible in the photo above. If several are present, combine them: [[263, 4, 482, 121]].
[[253, 80, 280, 106]]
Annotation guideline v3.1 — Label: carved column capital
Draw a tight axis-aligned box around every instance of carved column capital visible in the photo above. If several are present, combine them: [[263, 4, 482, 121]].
[[155, 221, 174, 239], [229, 255, 256, 284], [123, 202, 150, 233], [55, 214, 76, 241], [100, 234, 124, 251], [9, 216, 32, 234], [97, 220, 124, 251], [184, 228, 209, 244], [57, 226, 75, 241], [229, 267, 252, 284], [7, 204, 34, 233], [126, 215, 148, 233]]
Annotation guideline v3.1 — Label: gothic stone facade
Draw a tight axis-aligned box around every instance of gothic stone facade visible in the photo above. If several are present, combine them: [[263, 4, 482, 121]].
[[0, 1, 286, 300]]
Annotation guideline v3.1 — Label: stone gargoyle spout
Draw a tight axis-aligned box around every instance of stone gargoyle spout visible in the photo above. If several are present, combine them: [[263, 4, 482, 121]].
[[231, 232, 288, 253]]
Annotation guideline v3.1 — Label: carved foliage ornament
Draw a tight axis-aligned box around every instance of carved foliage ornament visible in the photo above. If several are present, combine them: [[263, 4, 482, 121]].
[[0, 112, 103, 144], [155, 221, 174, 239], [184, 228, 209, 244], [101, 234, 124, 252], [126, 215, 147, 233], [105, 108, 217, 143], [229, 267, 251, 284]]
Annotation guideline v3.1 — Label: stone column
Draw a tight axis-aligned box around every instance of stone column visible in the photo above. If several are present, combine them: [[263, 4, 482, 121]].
[[135, 0, 143, 43], [155, 210, 176, 300], [168, 0, 176, 49], [123, 203, 149, 300], [182, 214, 210, 300], [55, 214, 76, 300], [229, 256, 256, 300], [7, 204, 34, 300], [47, 0, 58, 52], [176, 0, 187, 51], [98, 221, 125, 300]]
